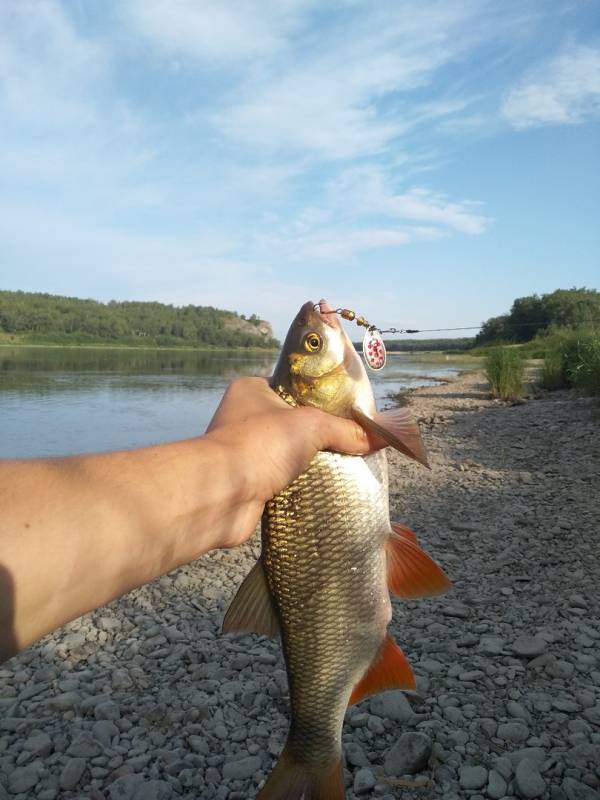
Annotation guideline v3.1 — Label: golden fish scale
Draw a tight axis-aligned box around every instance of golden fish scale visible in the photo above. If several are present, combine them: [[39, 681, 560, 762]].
[[262, 449, 392, 767]]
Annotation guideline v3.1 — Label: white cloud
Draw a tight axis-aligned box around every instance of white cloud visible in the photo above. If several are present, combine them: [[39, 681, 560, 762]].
[[0, 0, 105, 127], [329, 166, 491, 235], [127, 0, 315, 62], [502, 42, 600, 129], [210, 3, 484, 159]]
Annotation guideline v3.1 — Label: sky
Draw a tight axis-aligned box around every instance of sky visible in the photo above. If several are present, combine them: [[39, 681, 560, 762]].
[[0, 1, 599, 338]]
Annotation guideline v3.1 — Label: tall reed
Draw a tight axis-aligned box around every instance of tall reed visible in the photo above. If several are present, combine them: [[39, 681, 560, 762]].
[[540, 327, 600, 395], [484, 346, 524, 401]]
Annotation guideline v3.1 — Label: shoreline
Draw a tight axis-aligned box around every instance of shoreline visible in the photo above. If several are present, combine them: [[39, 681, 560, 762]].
[[0, 372, 598, 799], [0, 342, 279, 354]]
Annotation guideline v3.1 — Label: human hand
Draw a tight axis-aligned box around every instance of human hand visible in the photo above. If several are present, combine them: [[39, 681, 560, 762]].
[[205, 377, 382, 547]]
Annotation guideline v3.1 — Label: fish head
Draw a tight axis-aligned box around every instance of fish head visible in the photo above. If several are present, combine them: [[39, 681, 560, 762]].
[[271, 299, 376, 417]]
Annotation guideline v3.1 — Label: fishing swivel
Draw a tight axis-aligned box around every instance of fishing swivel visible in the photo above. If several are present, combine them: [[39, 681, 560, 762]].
[[313, 303, 387, 371]]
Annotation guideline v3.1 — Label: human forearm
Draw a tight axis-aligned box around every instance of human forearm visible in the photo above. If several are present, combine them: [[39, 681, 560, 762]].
[[0, 437, 245, 661]]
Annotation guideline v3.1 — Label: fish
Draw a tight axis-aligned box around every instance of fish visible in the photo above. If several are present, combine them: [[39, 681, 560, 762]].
[[222, 299, 451, 800]]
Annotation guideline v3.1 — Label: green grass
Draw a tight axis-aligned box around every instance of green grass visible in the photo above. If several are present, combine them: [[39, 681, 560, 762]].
[[484, 346, 525, 401], [540, 327, 600, 395]]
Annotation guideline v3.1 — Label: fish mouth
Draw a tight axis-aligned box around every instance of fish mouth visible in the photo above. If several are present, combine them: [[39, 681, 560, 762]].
[[297, 299, 340, 329]]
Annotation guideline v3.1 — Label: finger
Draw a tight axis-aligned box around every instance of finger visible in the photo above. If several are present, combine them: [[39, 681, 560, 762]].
[[315, 413, 387, 456]]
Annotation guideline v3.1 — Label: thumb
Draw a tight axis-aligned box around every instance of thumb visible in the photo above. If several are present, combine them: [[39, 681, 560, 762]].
[[317, 412, 386, 456]]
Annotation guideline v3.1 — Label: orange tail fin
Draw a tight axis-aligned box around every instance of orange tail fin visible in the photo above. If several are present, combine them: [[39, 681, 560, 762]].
[[257, 742, 344, 800]]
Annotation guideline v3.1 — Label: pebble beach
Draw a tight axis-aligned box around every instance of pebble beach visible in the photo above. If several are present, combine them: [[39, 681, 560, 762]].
[[1, 371, 599, 800]]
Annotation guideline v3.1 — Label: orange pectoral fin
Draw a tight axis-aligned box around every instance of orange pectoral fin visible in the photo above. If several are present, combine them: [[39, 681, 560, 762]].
[[352, 405, 429, 467], [349, 633, 416, 706], [386, 530, 452, 599]]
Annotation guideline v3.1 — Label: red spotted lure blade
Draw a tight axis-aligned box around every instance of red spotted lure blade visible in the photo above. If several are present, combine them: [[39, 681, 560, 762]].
[[363, 327, 386, 371]]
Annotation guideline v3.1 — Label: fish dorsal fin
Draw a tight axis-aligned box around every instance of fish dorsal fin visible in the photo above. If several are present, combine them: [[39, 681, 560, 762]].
[[351, 406, 429, 467], [391, 520, 419, 545], [349, 633, 416, 705], [222, 559, 279, 638], [387, 526, 452, 599]]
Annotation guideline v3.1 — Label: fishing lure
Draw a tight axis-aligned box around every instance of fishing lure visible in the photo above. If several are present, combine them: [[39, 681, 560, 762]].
[[313, 304, 393, 371]]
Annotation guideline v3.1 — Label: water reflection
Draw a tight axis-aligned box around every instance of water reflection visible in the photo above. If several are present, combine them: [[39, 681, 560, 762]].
[[0, 347, 467, 458]]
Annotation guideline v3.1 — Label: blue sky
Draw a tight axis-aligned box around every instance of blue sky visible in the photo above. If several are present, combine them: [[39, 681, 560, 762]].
[[1, 1, 598, 338]]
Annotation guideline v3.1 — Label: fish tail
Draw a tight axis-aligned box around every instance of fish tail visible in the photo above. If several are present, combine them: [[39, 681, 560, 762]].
[[257, 742, 344, 800]]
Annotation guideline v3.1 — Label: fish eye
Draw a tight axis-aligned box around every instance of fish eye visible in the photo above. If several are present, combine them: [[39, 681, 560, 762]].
[[303, 332, 323, 353]]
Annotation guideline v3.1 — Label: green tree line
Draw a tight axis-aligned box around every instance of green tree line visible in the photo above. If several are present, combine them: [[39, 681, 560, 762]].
[[475, 288, 600, 345], [0, 290, 279, 349]]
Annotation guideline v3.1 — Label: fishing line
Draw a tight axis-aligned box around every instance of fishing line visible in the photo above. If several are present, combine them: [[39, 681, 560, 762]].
[[313, 303, 599, 372]]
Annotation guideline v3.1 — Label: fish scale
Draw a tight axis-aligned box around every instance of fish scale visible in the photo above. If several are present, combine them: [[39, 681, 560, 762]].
[[262, 449, 391, 768]]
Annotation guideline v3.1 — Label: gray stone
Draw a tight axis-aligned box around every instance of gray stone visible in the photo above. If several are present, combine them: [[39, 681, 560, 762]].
[[109, 774, 145, 800], [22, 732, 52, 758], [562, 777, 600, 800], [512, 636, 547, 658], [222, 755, 262, 780], [494, 756, 513, 780], [59, 758, 86, 791], [507, 701, 531, 721], [479, 636, 505, 655], [92, 719, 119, 748], [384, 733, 432, 776], [564, 743, 600, 769], [497, 721, 530, 743], [345, 742, 370, 767], [370, 691, 414, 722], [508, 749, 547, 768], [95, 701, 121, 720], [487, 769, 508, 799], [515, 758, 546, 798], [62, 631, 86, 648], [583, 706, 600, 726], [45, 691, 81, 711], [8, 763, 42, 793], [188, 735, 210, 755], [547, 659, 575, 679], [459, 765, 488, 789], [133, 781, 172, 800], [68, 732, 102, 758], [443, 604, 471, 618], [111, 669, 133, 690], [354, 767, 377, 794]]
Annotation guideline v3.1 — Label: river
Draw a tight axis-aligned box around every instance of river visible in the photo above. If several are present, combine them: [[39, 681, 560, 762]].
[[0, 347, 470, 458]]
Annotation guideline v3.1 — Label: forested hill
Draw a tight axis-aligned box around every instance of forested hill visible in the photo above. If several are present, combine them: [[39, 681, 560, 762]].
[[0, 290, 279, 349]]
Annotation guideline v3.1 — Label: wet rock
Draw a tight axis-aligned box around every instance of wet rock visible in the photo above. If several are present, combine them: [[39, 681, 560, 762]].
[[384, 733, 432, 776]]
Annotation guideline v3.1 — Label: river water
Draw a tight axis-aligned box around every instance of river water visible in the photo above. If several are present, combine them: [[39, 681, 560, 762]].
[[0, 347, 468, 458]]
